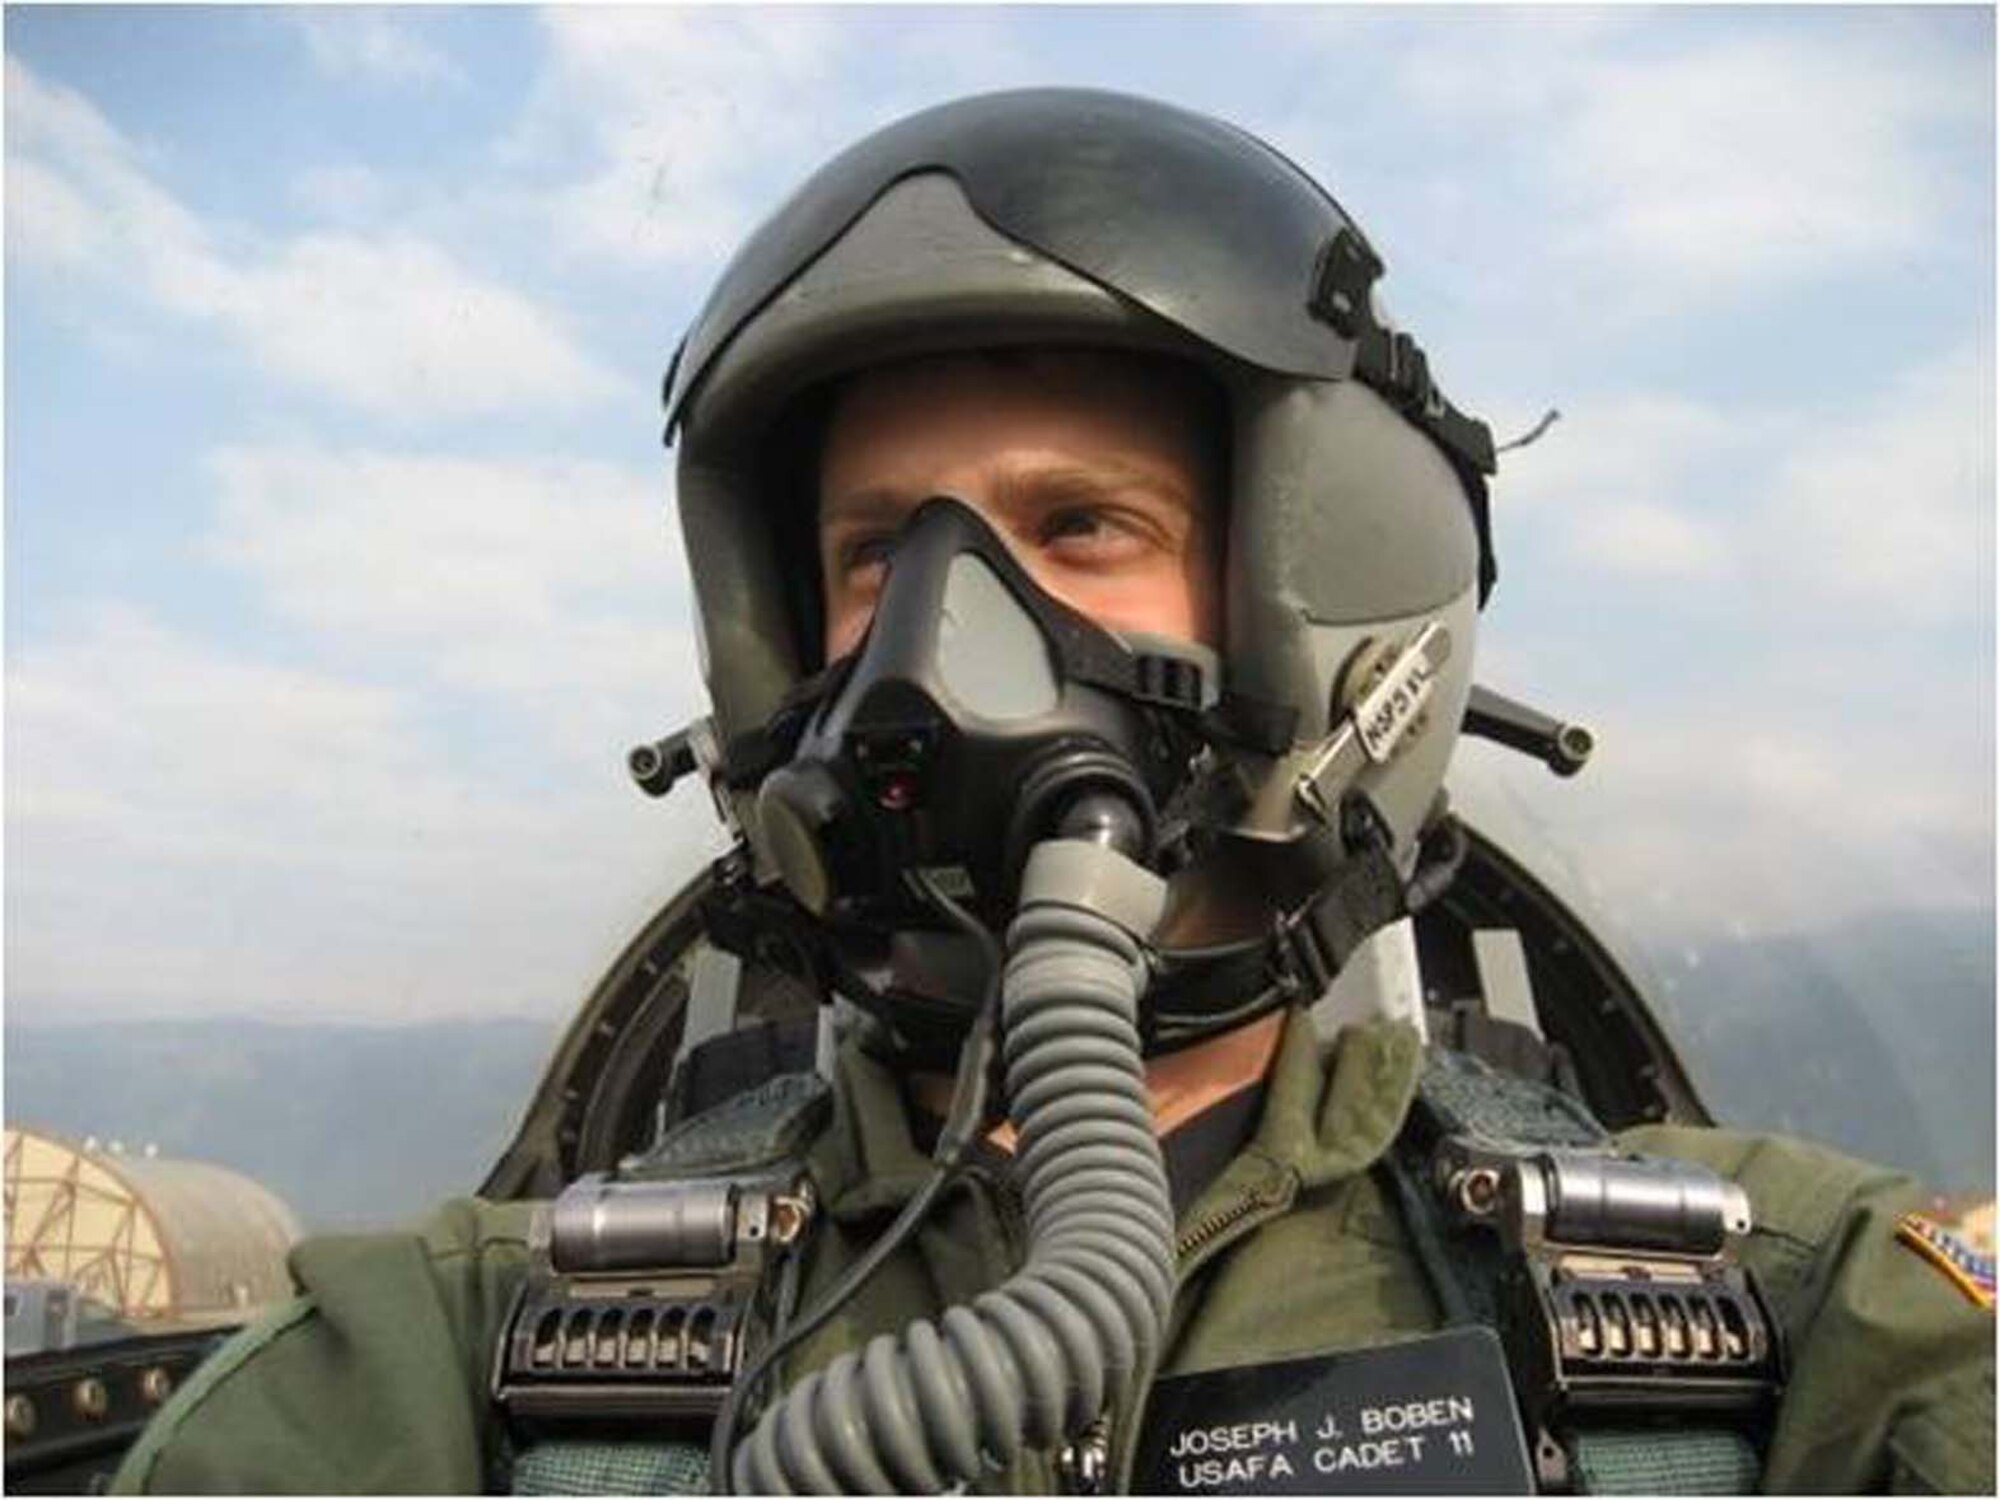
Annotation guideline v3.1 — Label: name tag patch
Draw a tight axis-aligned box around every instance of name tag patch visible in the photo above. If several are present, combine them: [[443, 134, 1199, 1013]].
[[1132, 1326, 1533, 1494]]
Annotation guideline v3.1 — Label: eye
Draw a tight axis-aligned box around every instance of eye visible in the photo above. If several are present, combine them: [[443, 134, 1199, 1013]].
[[1038, 507, 1151, 566], [1042, 509, 1101, 540]]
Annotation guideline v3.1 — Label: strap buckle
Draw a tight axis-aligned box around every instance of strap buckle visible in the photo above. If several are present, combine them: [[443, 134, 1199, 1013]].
[[1433, 1138, 1784, 1426], [1308, 226, 1499, 478], [491, 1169, 815, 1433], [1268, 796, 1408, 1001]]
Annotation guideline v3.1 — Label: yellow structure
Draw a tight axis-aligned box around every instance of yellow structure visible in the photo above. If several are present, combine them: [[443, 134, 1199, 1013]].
[[1953, 1199, 1994, 1256], [4, 1126, 300, 1324]]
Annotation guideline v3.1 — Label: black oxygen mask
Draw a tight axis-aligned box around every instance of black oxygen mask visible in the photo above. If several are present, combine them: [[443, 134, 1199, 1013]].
[[756, 497, 1216, 929]]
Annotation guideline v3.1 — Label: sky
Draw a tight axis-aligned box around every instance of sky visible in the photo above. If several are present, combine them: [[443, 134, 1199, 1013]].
[[4, 5, 1993, 1032]]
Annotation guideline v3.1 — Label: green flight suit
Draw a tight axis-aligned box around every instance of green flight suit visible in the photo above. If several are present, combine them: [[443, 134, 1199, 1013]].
[[114, 1013, 1994, 1494]]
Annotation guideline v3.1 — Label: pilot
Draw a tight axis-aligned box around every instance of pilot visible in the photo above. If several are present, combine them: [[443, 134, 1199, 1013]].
[[115, 89, 1992, 1496]]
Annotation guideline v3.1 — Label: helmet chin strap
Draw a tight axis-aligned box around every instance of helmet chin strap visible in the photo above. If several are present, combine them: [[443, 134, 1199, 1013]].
[[1143, 790, 1430, 1051], [694, 786, 1439, 1071]]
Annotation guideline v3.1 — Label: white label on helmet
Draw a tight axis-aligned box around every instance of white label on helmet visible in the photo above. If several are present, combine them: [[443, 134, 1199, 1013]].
[[1355, 624, 1451, 765]]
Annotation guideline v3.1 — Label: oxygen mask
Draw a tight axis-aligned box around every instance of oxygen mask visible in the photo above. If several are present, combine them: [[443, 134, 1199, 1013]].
[[756, 497, 1218, 929]]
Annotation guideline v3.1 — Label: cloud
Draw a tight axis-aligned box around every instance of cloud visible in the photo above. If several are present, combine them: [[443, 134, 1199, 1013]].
[[1465, 343, 1993, 935], [1278, 11, 1985, 311], [1456, 695, 1992, 945], [6, 605, 444, 858], [5, 57, 220, 289], [5, 605, 724, 1023], [1543, 33, 1966, 290], [211, 234, 623, 419], [6, 155, 104, 265], [504, 8, 869, 266], [7, 436, 720, 1024], [294, 10, 462, 88], [5, 57, 616, 418], [203, 444, 702, 767], [8, 8, 1987, 1039], [1499, 394, 1742, 511], [1492, 393, 1747, 579], [270, 10, 1048, 275], [1569, 501, 1728, 580], [1492, 339, 1991, 618], [290, 163, 391, 224], [1759, 346, 1994, 621], [207, 448, 665, 636]]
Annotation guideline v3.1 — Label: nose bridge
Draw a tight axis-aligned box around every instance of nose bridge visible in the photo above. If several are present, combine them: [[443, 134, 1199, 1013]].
[[949, 475, 1053, 590], [916, 462, 1088, 592], [861, 499, 969, 664], [896, 453, 1035, 559], [840, 484, 1049, 646], [904, 464, 1023, 561]]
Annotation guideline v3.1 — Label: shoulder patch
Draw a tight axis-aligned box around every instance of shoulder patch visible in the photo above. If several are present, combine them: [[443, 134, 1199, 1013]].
[[1895, 1212, 1995, 1310]]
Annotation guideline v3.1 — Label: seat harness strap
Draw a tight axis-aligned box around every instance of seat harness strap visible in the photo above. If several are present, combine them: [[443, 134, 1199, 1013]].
[[1391, 1050, 1780, 1495], [510, 1439, 710, 1496], [495, 1074, 829, 1496]]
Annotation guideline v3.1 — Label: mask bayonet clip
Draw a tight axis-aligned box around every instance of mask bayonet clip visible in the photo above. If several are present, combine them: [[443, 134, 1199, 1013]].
[[1294, 621, 1453, 824]]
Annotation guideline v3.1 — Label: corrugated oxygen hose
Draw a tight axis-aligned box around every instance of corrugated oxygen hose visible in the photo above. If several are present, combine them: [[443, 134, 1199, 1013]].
[[732, 842, 1175, 1494]]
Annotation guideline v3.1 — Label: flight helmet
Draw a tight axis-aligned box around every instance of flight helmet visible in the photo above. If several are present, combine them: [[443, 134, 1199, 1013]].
[[663, 87, 1497, 905]]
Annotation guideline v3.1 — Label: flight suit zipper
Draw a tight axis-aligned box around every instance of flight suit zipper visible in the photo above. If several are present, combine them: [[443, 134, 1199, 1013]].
[[1174, 1190, 1277, 1265], [1055, 1415, 1111, 1495], [1100, 1169, 1299, 1494]]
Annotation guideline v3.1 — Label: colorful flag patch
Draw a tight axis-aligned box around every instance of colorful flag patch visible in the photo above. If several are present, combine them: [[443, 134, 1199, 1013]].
[[1896, 1212, 1996, 1310]]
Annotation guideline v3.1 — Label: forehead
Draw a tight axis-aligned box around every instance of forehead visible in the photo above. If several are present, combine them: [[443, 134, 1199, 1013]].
[[819, 349, 1220, 496]]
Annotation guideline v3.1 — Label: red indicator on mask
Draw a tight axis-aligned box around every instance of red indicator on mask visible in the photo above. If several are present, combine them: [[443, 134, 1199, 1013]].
[[876, 773, 920, 812]]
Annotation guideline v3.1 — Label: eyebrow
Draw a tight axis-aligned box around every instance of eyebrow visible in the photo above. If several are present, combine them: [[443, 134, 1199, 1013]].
[[822, 460, 1198, 529]]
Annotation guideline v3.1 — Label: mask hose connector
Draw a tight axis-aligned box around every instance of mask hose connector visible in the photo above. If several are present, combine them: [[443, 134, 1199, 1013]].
[[730, 838, 1173, 1494], [1051, 790, 1150, 855]]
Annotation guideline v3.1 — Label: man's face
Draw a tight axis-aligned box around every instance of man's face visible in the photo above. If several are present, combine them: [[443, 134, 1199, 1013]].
[[818, 350, 1222, 662]]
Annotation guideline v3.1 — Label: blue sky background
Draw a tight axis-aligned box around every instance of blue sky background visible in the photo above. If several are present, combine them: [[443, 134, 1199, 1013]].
[[5, 5, 1993, 1039]]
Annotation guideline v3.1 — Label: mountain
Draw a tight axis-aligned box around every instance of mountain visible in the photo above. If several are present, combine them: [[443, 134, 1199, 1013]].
[[1653, 907, 1994, 1195], [4, 906, 1991, 1235], [3, 1016, 561, 1231]]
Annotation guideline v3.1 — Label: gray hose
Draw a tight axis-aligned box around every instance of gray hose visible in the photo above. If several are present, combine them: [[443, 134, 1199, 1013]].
[[732, 841, 1176, 1493]]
